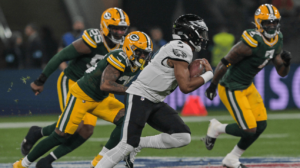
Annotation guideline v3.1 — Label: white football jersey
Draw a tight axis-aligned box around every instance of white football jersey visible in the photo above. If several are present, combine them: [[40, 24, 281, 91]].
[[126, 40, 193, 103]]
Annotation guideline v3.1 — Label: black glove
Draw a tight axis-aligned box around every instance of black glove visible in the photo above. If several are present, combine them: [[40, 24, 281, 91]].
[[33, 73, 47, 86], [281, 50, 292, 67], [205, 82, 217, 100]]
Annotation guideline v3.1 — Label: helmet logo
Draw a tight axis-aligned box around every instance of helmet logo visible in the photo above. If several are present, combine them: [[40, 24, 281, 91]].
[[104, 12, 111, 19], [255, 9, 261, 16], [189, 20, 208, 31], [129, 34, 139, 41]]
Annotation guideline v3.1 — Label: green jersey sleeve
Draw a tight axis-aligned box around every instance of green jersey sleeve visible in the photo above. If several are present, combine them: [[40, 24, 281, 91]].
[[106, 50, 128, 72], [82, 28, 103, 49], [275, 32, 283, 55], [42, 44, 80, 77], [240, 29, 259, 48]]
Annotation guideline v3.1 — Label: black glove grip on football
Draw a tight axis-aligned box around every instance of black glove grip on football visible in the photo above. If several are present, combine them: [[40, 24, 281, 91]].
[[34, 73, 47, 86], [281, 50, 292, 67], [205, 82, 217, 100]]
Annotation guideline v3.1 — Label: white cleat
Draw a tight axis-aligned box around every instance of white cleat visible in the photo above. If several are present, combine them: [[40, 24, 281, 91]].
[[203, 118, 222, 150], [222, 154, 248, 168]]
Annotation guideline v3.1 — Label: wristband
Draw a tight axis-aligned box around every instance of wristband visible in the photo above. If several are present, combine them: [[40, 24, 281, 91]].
[[200, 71, 213, 84], [34, 73, 47, 86]]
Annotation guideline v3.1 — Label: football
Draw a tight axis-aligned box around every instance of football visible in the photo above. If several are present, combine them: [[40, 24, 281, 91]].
[[189, 59, 206, 78]]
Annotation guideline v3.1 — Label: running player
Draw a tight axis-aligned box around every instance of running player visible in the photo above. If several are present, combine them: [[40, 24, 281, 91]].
[[204, 4, 291, 168], [96, 14, 213, 168]]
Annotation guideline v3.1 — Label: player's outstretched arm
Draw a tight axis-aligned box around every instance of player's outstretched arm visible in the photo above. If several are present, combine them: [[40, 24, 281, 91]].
[[272, 50, 291, 77], [100, 64, 128, 95], [173, 58, 213, 94], [31, 39, 91, 95], [206, 41, 252, 100]]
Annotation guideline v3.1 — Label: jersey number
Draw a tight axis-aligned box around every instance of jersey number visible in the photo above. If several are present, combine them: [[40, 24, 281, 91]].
[[258, 49, 274, 69], [86, 63, 98, 73], [86, 54, 105, 68], [119, 76, 135, 85]]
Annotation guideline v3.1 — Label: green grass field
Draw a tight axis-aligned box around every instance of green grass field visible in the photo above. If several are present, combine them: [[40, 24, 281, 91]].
[[0, 110, 299, 163]]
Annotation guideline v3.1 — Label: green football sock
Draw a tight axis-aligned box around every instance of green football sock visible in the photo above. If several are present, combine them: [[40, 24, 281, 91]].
[[42, 122, 57, 136], [237, 121, 267, 150], [52, 132, 87, 159], [225, 123, 255, 139], [105, 116, 124, 149], [27, 131, 67, 162]]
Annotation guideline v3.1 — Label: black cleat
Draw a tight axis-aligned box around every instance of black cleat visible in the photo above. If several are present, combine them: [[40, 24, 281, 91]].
[[36, 157, 53, 168], [124, 155, 134, 168], [21, 126, 42, 156], [223, 163, 249, 168], [202, 135, 217, 150]]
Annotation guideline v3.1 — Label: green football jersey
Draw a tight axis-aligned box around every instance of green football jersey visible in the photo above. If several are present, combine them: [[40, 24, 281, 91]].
[[220, 29, 283, 90], [64, 28, 122, 81], [77, 49, 140, 101]]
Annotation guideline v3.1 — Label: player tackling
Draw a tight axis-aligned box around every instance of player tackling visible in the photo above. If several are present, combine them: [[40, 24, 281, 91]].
[[96, 14, 213, 168], [204, 4, 292, 168]]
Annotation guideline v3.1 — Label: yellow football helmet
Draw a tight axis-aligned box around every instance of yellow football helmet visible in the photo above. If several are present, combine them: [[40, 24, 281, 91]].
[[100, 7, 130, 44], [254, 4, 281, 38], [122, 31, 153, 69]]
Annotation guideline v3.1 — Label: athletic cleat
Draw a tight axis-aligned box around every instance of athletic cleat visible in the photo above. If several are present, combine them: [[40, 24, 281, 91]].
[[124, 146, 141, 168], [203, 118, 222, 150], [21, 126, 42, 156], [13, 160, 26, 168], [36, 158, 53, 168], [90, 154, 103, 168], [222, 154, 248, 168]]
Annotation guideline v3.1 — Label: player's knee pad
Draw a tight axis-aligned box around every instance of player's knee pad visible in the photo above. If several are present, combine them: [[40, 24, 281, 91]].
[[161, 133, 191, 148]]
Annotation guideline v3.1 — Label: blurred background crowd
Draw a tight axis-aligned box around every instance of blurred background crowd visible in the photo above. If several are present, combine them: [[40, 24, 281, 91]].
[[0, 0, 299, 70]]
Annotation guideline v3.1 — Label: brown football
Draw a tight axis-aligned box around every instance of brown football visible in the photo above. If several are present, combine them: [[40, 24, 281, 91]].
[[189, 59, 206, 78]]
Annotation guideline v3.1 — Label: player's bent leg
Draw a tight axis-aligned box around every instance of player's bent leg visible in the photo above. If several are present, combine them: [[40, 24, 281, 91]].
[[21, 126, 43, 156], [90, 98, 125, 167]]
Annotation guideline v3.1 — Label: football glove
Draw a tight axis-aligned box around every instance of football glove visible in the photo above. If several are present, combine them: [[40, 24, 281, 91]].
[[205, 82, 217, 100], [281, 50, 292, 67], [33, 73, 47, 86]]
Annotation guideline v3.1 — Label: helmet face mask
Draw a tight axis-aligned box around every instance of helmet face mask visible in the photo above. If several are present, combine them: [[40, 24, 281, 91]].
[[100, 8, 130, 44], [254, 4, 281, 39], [107, 25, 128, 44], [172, 14, 209, 52]]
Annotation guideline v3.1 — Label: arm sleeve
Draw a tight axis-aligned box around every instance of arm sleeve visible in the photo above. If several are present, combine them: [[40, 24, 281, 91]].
[[42, 44, 80, 77]]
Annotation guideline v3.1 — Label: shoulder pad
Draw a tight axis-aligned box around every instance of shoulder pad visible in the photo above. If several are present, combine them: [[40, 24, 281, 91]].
[[106, 50, 128, 72], [82, 29, 102, 48], [241, 29, 259, 48], [168, 40, 193, 64]]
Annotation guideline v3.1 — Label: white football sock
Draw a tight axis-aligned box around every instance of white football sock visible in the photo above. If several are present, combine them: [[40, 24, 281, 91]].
[[217, 124, 228, 134], [22, 156, 32, 167], [140, 133, 191, 149], [96, 141, 134, 168], [98, 146, 109, 156], [230, 145, 245, 157]]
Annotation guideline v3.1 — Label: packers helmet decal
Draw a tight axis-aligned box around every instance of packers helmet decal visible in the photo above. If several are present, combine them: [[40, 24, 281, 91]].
[[122, 31, 153, 69], [254, 4, 281, 39], [103, 12, 112, 20]]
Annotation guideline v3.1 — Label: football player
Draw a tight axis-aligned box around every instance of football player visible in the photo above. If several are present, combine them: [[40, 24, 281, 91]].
[[16, 7, 131, 168], [13, 31, 152, 168], [204, 4, 291, 168], [96, 14, 213, 168]]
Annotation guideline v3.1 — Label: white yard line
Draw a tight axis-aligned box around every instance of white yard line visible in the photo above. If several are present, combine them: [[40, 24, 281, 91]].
[[0, 113, 299, 129]]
